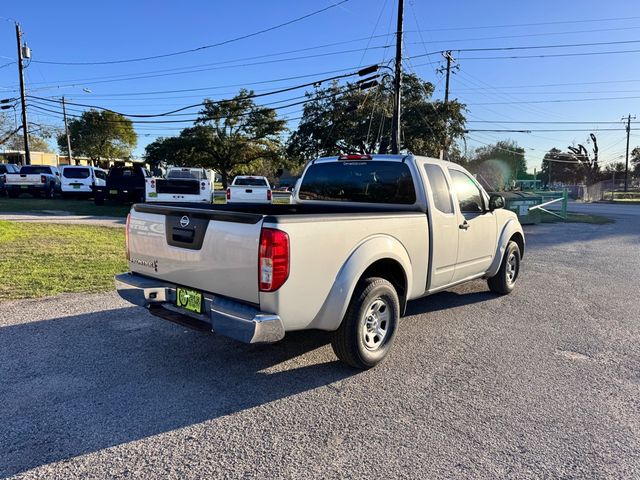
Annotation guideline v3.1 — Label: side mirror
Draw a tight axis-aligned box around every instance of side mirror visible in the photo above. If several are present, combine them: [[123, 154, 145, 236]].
[[488, 194, 505, 211]]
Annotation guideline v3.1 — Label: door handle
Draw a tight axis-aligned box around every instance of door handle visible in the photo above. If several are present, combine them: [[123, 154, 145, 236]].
[[459, 221, 470, 230]]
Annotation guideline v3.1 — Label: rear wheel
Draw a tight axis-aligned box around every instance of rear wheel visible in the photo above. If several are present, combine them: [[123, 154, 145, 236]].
[[94, 193, 105, 205], [46, 184, 55, 199], [8, 190, 19, 198], [331, 277, 399, 369], [487, 240, 521, 295]]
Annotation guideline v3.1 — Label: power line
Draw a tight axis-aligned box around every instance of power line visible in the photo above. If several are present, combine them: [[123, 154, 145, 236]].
[[23, 44, 391, 88], [31, 0, 352, 65], [467, 95, 640, 105], [22, 67, 362, 97], [452, 38, 640, 54], [413, 15, 640, 32], [456, 48, 640, 60], [467, 128, 625, 132], [467, 120, 624, 124], [26, 67, 371, 118], [26, 81, 364, 124]]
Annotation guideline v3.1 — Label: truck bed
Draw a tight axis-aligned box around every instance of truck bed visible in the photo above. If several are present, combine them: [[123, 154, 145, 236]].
[[133, 201, 424, 220]]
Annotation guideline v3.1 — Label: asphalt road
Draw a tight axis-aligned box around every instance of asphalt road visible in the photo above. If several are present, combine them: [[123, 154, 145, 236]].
[[1, 204, 639, 479]]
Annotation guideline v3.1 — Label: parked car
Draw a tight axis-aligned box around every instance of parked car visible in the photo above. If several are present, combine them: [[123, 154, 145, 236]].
[[145, 167, 214, 203], [115, 153, 525, 369], [226, 175, 271, 203], [0, 163, 20, 196], [94, 165, 150, 205], [60, 165, 107, 198], [4, 165, 61, 198]]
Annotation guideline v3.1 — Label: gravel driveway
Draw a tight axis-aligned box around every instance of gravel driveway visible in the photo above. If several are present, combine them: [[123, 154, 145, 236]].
[[1, 204, 639, 479]]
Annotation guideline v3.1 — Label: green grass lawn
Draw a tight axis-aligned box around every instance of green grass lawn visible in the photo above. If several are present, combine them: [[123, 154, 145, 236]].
[[0, 221, 127, 301], [0, 196, 131, 217], [540, 211, 614, 224]]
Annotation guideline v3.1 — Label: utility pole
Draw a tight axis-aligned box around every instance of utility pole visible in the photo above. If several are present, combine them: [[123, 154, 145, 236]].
[[390, 0, 404, 155], [15, 23, 30, 165], [623, 114, 635, 192], [61, 96, 73, 165], [438, 51, 456, 159]]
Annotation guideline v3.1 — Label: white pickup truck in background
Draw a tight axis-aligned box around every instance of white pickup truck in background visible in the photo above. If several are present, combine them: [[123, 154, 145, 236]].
[[146, 167, 215, 203], [226, 175, 271, 203], [116, 154, 525, 369], [5, 165, 61, 198]]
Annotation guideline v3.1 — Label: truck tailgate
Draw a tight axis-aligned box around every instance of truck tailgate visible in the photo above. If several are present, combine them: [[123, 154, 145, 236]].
[[6, 174, 42, 185], [228, 185, 270, 203], [127, 204, 263, 304]]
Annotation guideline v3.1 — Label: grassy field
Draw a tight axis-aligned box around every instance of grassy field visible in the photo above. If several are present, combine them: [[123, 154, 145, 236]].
[[0, 196, 131, 217], [540, 211, 614, 224], [0, 221, 127, 301]]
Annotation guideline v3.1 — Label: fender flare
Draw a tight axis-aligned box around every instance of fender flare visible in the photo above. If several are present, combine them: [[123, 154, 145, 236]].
[[485, 218, 525, 278], [308, 234, 413, 332]]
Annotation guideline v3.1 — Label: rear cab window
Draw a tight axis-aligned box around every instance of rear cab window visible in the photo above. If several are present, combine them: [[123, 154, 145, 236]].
[[423, 164, 454, 214], [20, 166, 53, 175], [167, 169, 204, 180], [298, 160, 416, 204], [235, 178, 268, 187], [62, 168, 91, 179]]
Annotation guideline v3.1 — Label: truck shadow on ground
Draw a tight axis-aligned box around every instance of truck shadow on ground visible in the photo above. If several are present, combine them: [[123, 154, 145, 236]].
[[0, 307, 353, 478], [405, 288, 496, 316]]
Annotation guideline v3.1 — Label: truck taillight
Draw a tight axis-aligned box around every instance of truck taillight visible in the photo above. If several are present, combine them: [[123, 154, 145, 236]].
[[149, 179, 155, 188], [41, 175, 46, 184], [201, 181, 206, 190], [226, 188, 231, 200], [267, 189, 272, 201], [259, 228, 289, 292], [125, 213, 131, 261]]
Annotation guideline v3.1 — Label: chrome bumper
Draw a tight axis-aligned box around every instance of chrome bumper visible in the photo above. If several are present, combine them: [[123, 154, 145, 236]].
[[114, 272, 284, 344]]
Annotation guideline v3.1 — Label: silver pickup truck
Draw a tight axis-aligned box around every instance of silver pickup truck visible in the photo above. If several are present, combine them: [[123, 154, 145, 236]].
[[116, 154, 525, 368]]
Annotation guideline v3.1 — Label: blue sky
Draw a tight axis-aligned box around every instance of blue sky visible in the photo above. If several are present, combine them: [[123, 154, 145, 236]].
[[1, 0, 639, 173]]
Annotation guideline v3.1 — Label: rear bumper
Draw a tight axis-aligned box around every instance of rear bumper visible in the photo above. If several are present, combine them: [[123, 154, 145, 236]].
[[62, 185, 92, 193], [114, 272, 284, 344], [7, 184, 47, 191]]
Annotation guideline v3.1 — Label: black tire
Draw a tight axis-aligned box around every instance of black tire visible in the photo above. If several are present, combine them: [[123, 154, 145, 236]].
[[94, 193, 105, 205], [331, 277, 400, 369], [8, 190, 19, 198], [46, 185, 55, 199], [487, 240, 521, 295]]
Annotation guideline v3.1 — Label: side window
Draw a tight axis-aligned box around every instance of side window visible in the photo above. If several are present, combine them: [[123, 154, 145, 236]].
[[449, 169, 484, 214], [95, 170, 107, 180], [423, 164, 453, 214]]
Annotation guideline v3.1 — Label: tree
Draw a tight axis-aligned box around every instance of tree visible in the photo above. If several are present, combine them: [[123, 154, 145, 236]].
[[631, 146, 640, 175], [59, 109, 137, 164], [145, 91, 286, 186], [466, 140, 527, 190], [541, 148, 581, 186], [286, 73, 466, 161]]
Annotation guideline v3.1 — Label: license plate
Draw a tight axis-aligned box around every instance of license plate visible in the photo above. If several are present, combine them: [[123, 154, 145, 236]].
[[73, 185, 81, 189], [175, 287, 203, 314], [109, 189, 118, 195], [20, 185, 28, 189], [148, 192, 158, 198]]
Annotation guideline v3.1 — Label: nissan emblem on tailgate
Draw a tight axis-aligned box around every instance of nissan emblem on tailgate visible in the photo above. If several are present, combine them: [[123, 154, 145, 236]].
[[180, 215, 190, 228]]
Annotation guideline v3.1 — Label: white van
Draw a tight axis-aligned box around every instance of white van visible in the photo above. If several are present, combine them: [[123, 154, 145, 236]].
[[61, 165, 107, 198]]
